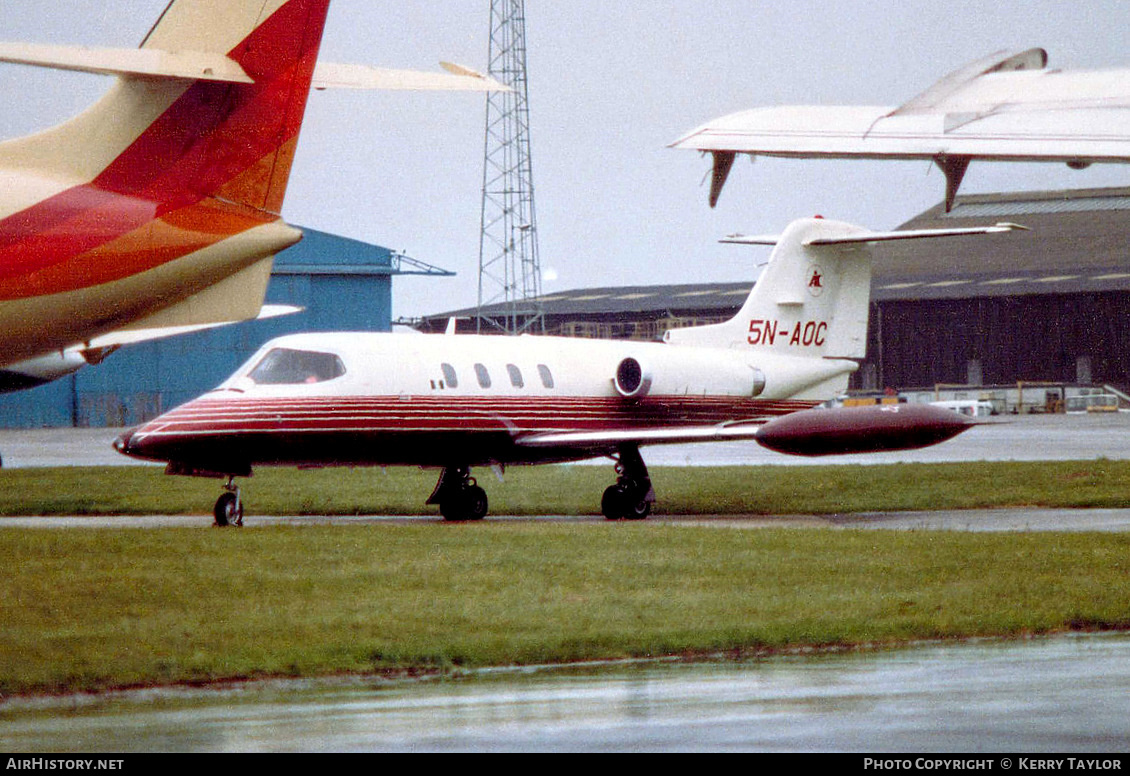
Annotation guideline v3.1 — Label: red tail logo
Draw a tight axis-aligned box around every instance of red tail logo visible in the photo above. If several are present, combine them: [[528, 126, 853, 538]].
[[806, 265, 825, 297]]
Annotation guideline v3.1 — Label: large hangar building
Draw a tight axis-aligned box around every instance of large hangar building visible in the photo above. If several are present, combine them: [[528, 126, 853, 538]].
[[422, 187, 1130, 411], [859, 187, 1130, 399]]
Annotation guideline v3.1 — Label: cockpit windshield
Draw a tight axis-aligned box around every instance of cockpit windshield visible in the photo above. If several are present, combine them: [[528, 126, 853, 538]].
[[247, 348, 346, 385]]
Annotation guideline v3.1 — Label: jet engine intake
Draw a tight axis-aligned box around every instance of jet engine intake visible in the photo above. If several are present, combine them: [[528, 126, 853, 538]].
[[614, 357, 652, 399], [614, 353, 768, 399]]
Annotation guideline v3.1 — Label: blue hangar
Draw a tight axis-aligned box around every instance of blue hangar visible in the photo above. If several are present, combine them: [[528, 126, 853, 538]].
[[0, 228, 451, 428]]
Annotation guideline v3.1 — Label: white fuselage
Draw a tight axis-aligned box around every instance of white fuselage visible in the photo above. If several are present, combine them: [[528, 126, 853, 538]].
[[118, 331, 857, 471]]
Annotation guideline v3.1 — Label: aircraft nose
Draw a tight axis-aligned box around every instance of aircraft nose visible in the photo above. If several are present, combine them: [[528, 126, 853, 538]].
[[112, 428, 136, 457]]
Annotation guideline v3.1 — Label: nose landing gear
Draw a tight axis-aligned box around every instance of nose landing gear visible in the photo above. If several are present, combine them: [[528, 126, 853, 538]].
[[213, 477, 244, 527]]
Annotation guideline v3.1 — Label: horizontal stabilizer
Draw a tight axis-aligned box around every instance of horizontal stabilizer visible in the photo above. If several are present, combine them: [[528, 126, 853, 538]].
[[0, 305, 300, 394], [0, 42, 253, 83], [721, 222, 1028, 247], [0, 43, 508, 93], [312, 62, 510, 91]]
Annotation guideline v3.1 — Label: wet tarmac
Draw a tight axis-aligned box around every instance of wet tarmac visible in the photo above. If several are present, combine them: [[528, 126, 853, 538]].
[[4, 633, 1129, 752]]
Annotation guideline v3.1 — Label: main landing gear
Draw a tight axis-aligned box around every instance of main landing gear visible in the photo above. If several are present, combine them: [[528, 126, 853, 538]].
[[213, 477, 244, 527], [601, 444, 655, 521], [428, 465, 488, 522], [426, 447, 654, 523]]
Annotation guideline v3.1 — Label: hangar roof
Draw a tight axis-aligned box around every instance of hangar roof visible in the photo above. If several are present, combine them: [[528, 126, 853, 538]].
[[278, 227, 453, 277], [873, 186, 1130, 300], [420, 281, 754, 324], [422, 186, 1130, 326]]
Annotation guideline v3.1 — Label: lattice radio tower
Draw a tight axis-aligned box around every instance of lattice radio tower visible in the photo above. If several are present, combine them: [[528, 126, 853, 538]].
[[477, 0, 543, 334]]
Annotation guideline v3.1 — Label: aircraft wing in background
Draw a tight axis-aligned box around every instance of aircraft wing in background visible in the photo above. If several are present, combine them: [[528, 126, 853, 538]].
[[672, 48, 1130, 210]]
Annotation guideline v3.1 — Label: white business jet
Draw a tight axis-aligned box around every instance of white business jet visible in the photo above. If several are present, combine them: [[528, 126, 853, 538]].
[[115, 217, 1022, 524]]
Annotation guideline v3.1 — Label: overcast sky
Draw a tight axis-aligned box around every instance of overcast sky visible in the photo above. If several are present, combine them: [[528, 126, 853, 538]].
[[3, 1, 1130, 320]]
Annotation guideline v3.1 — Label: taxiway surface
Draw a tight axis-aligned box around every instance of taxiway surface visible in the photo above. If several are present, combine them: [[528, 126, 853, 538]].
[[4, 508, 1130, 532], [0, 411, 1127, 469]]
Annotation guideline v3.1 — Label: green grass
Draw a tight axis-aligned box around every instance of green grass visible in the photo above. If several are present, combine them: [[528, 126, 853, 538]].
[[3, 461, 1130, 699], [2, 459, 1130, 517], [2, 524, 1129, 697]]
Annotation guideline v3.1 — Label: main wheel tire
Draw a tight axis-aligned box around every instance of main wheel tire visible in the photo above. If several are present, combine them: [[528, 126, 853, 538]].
[[602, 485, 626, 520], [213, 492, 243, 527], [624, 497, 651, 520], [464, 485, 488, 521], [441, 485, 488, 522], [602, 484, 650, 520]]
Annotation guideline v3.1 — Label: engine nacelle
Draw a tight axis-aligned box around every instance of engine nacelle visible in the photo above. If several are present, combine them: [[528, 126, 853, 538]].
[[612, 351, 766, 399], [614, 357, 653, 398]]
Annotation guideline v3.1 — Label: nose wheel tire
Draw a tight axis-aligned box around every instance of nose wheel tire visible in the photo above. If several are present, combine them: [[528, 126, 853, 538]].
[[213, 489, 243, 527]]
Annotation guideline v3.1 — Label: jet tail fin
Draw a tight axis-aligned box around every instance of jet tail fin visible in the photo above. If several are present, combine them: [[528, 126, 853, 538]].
[[666, 218, 876, 358], [0, 0, 331, 214], [665, 218, 1026, 360]]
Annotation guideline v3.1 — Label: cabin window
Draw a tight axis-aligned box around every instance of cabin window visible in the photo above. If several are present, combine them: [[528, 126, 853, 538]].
[[441, 363, 458, 389], [248, 348, 346, 385], [537, 364, 555, 389], [506, 364, 524, 388], [474, 363, 492, 388]]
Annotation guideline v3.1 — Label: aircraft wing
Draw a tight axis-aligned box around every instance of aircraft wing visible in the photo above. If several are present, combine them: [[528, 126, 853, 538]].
[[673, 48, 1130, 209], [674, 104, 1130, 160], [514, 422, 767, 450], [515, 404, 973, 458]]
